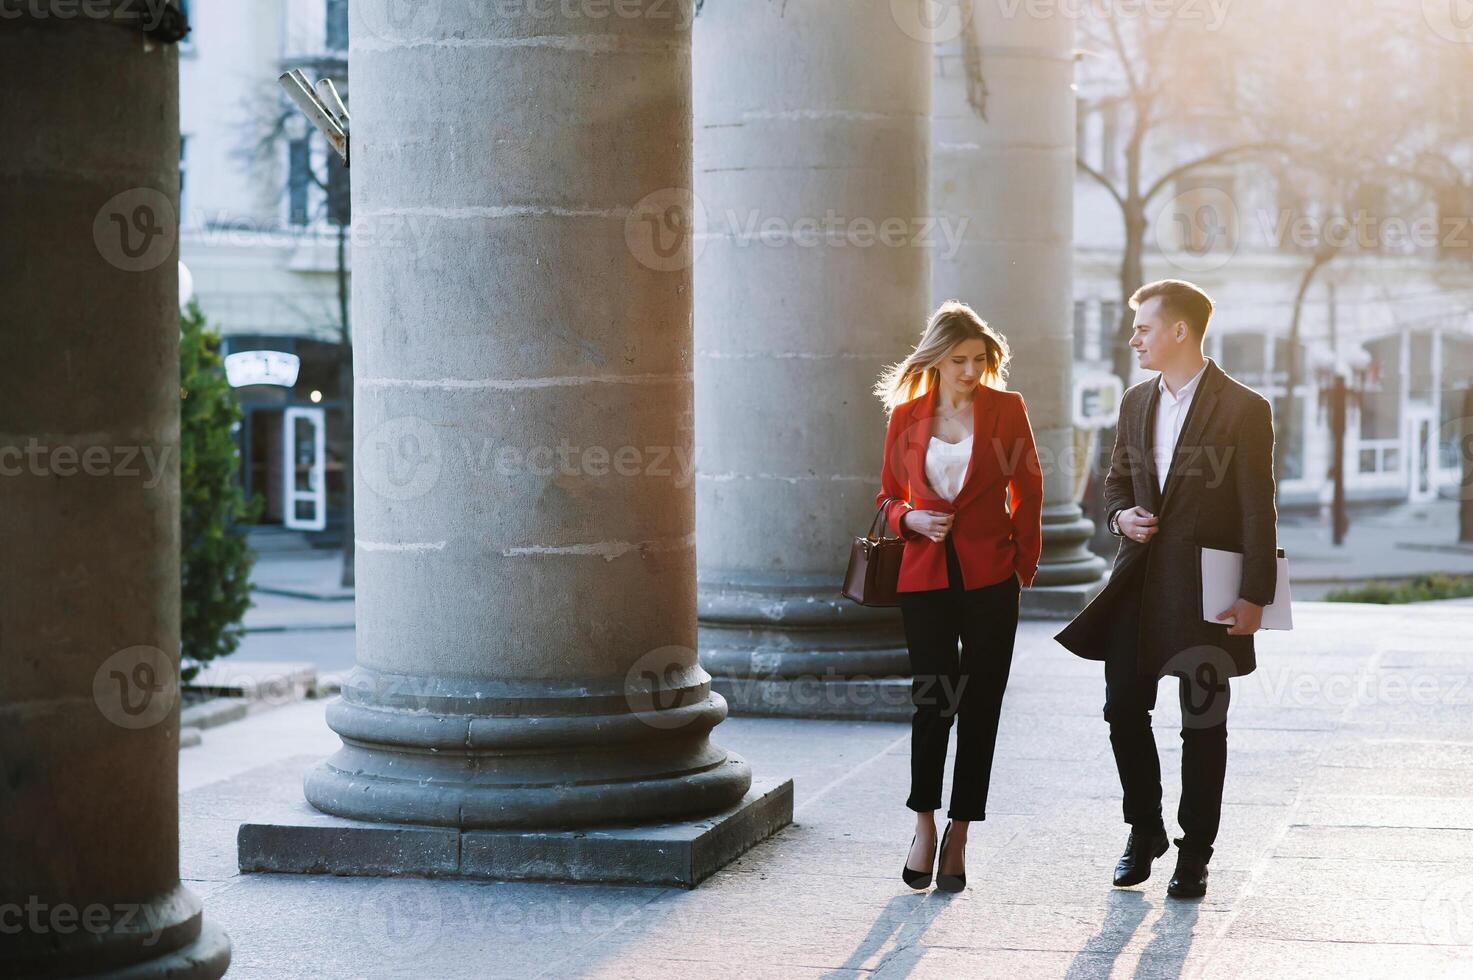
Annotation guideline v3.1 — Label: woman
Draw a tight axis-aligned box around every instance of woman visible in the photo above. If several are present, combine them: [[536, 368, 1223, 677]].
[[874, 300, 1043, 893]]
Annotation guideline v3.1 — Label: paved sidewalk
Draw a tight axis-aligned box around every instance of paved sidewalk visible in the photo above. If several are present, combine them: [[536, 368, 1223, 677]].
[[236, 552, 356, 673], [182, 602, 1473, 978]]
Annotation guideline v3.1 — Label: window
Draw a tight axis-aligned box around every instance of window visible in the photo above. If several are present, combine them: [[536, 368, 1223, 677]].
[[1270, 338, 1308, 386], [1439, 185, 1473, 260], [327, 148, 350, 226], [1409, 331, 1436, 398], [1221, 332, 1265, 384], [1099, 103, 1118, 181], [289, 137, 310, 226], [1274, 176, 1309, 254], [1350, 182, 1387, 254], [1073, 301, 1088, 362], [1075, 98, 1087, 163], [326, 0, 348, 51], [1281, 393, 1305, 481], [1099, 300, 1122, 353]]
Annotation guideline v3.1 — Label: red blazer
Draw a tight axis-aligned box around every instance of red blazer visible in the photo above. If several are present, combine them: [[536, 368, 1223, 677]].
[[877, 384, 1044, 592]]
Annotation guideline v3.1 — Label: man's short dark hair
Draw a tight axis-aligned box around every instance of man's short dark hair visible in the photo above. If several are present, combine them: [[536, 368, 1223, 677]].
[[1129, 279, 1215, 340]]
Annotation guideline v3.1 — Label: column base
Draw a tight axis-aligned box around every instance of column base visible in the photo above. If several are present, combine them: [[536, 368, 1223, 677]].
[[103, 922, 231, 980], [1020, 578, 1109, 619], [240, 776, 793, 889], [304, 667, 753, 829], [3, 888, 230, 980], [699, 574, 910, 721]]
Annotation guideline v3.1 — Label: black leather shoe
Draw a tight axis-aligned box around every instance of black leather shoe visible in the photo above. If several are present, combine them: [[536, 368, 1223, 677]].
[[1112, 829, 1169, 887], [1167, 850, 1209, 898], [936, 821, 966, 893], [902, 832, 936, 890]]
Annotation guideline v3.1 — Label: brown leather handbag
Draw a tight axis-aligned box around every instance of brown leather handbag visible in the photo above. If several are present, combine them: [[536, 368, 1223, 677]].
[[842, 497, 907, 607]]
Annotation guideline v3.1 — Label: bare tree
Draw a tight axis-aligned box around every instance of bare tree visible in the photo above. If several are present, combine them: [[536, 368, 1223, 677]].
[[1245, 2, 1450, 488], [1075, 8, 1282, 387]]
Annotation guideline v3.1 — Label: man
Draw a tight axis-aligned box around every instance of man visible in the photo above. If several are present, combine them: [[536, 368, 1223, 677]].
[[1055, 279, 1279, 899]]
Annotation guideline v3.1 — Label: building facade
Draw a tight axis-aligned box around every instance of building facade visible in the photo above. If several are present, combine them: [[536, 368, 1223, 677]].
[[180, 0, 349, 539], [1073, 24, 1473, 512], [182, 3, 1473, 523]]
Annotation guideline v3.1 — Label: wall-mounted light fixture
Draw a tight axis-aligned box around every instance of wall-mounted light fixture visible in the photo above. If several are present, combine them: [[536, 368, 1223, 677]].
[[278, 70, 349, 167]]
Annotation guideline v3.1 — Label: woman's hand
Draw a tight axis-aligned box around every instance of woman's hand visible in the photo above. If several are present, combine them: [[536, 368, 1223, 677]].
[[902, 509, 954, 544]]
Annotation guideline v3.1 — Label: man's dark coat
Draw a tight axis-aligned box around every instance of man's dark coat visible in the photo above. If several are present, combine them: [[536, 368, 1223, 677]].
[[1055, 357, 1279, 678]]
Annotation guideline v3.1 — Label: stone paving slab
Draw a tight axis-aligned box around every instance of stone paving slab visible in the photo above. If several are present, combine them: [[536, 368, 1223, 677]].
[[179, 601, 1473, 978]]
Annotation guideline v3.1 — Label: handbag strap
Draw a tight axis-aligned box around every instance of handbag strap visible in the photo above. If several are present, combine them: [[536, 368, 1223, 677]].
[[868, 496, 902, 541]]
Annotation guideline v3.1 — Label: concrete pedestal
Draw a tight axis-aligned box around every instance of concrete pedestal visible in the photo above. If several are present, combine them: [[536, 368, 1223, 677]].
[[240, 777, 793, 888]]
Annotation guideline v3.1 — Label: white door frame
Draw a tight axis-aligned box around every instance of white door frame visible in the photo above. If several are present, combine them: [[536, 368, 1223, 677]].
[[1406, 407, 1437, 504], [283, 406, 327, 531]]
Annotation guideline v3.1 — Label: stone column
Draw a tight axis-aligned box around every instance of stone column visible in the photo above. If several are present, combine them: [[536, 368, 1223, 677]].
[[0, 11, 230, 980], [692, 0, 932, 719], [299, 0, 755, 830], [931, 3, 1106, 616]]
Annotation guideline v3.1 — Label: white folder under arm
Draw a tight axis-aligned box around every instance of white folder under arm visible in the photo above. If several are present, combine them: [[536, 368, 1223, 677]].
[[1199, 547, 1294, 630]]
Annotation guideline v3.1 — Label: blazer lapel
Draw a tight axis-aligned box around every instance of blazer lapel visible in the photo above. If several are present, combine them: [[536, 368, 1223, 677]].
[[954, 387, 1002, 504], [904, 386, 939, 501], [1159, 358, 1222, 514]]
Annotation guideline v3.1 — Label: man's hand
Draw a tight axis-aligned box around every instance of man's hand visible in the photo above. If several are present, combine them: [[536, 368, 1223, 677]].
[[902, 510, 953, 543], [1117, 506, 1159, 544], [1216, 598, 1264, 636]]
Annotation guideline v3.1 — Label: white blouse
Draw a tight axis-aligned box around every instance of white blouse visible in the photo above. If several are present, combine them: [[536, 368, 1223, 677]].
[[925, 434, 973, 502]]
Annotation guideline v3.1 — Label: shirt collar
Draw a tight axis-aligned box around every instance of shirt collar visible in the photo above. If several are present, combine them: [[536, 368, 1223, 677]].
[[1158, 359, 1209, 405]]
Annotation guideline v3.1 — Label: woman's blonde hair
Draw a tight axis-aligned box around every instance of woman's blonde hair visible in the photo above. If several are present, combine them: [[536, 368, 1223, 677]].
[[874, 300, 1011, 413]]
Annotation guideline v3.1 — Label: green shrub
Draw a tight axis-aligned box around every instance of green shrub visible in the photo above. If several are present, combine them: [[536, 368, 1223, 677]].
[[1324, 573, 1473, 604], [179, 300, 260, 681]]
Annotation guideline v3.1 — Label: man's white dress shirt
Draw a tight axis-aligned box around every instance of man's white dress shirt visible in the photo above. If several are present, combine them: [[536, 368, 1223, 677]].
[[1153, 360, 1209, 494]]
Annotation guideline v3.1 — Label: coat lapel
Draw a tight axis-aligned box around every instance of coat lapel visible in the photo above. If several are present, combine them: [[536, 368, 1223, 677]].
[[1158, 358, 1222, 514], [1139, 381, 1163, 514]]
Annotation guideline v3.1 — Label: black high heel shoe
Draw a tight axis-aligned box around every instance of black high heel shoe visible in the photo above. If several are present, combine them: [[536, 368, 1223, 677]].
[[936, 821, 966, 893], [902, 831, 937, 889]]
